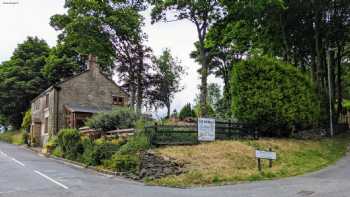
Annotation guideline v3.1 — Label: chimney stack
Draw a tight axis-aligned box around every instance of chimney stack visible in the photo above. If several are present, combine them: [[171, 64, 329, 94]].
[[87, 54, 97, 71]]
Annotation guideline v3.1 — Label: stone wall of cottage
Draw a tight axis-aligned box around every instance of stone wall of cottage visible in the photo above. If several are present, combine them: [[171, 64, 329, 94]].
[[56, 65, 128, 131]]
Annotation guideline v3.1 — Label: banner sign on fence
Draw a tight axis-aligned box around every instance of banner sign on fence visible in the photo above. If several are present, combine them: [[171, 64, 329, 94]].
[[198, 118, 215, 141], [255, 150, 277, 160]]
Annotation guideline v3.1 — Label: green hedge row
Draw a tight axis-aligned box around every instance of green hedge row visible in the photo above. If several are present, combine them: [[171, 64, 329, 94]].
[[50, 128, 150, 173]]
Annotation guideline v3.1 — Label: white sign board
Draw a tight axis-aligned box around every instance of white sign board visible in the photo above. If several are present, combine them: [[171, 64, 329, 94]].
[[256, 150, 277, 160], [198, 118, 215, 141]]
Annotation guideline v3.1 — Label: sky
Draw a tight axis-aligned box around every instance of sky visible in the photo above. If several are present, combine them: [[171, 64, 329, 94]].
[[0, 0, 221, 117]]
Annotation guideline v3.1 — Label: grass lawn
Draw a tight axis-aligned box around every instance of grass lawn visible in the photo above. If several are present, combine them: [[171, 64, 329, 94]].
[[148, 134, 350, 187], [0, 131, 26, 145]]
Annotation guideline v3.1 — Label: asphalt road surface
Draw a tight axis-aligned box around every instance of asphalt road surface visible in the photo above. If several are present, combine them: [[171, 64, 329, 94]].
[[1, 141, 350, 197]]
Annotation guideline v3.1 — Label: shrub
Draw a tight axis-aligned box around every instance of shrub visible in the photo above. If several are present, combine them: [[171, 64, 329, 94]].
[[81, 138, 123, 166], [105, 133, 150, 172], [21, 109, 31, 131], [85, 107, 138, 131], [118, 133, 150, 155], [231, 55, 320, 134], [109, 154, 139, 172], [179, 103, 196, 120], [52, 146, 63, 157], [45, 136, 58, 153], [0, 131, 27, 144], [57, 128, 81, 160], [0, 132, 14, 143]]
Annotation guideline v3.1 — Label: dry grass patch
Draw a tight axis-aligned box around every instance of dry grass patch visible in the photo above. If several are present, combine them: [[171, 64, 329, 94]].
[[149, 134, 350, 187]]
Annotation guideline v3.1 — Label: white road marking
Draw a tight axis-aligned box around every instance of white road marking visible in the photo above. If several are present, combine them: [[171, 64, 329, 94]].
[[11, 158, 25, 167], [34, 170, 69, 190]]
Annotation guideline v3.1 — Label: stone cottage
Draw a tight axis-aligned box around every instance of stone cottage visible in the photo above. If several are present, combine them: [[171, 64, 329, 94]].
[[30, 55, 128, 146]]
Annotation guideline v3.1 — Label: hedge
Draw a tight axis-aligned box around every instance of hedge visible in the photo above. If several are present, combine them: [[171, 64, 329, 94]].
[[231, 55, 320, 133]]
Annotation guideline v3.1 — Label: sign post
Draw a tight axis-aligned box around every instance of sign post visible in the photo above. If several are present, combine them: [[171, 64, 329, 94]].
[[255, 149, 277, 171], [198, 118, 215, 142]]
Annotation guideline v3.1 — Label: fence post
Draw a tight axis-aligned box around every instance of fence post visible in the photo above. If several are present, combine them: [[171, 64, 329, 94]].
[[153, 122, 158, 144]]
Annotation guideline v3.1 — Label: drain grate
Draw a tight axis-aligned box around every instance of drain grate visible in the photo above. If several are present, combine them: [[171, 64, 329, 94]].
[[297, 190, 315, 196]]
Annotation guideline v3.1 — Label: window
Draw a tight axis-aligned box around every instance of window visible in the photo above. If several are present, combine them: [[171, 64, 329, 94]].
[[113, 96, 124, 105], [44, 118, 48, 134], [45, 94, 49, 109]]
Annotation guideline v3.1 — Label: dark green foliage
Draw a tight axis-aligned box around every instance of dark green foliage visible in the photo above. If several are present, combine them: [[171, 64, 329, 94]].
[[57, 129, 81, 160], [231, 56, 320, 132], [81, 138, 124, 166], [0, 37, 50, 128], [50, 0, 146, 75], [109, 154, 139, 172], [106, 133, 150, 172], [117, 133, 150, 155], [179, 103, 197, 120], [42, 43, 83, 84], [85, 107, 138, 132]]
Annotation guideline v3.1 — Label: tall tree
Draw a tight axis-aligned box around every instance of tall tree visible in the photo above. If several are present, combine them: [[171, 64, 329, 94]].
[[0, 37, 50, 128], [50, 0, 146, 76], [220, 0, 350, 123], [42, 42, 85, 84], [150, 0, 224, 116], [148, 48, 184, 118], [51, 0, 154, 114]]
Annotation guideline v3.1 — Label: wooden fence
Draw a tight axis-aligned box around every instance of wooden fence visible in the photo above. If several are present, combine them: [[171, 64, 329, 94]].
[[80, 127, 135, 140], [145, 121, 258, 145]]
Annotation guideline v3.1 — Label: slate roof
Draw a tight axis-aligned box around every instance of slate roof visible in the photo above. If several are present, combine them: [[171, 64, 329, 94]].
[[64, 103, 112, 113]]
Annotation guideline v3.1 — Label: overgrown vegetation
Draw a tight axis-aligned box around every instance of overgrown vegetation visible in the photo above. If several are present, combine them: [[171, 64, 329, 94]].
[[0, 131, 27, 145], [231, 56, 320, 134], [150, 134, 350, 187], [57, 129, 81, 160], [53, 128, 150, 173], [85, 107, 138, 132], [179, 103, 196, 120]]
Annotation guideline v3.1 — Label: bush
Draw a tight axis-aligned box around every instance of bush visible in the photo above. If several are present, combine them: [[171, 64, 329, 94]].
[[105, 133, 150, 172], [57, 128, 81, 160], [109, 154, 139, 172], [81, 138, 123, 166], [179, 103, 196, 120], [0, 132, 14, 143], [21, 109, 31, 131], [85, 107, 138, 131], [45, 136, 58, 154], [52, 146, 63, 157], [118, 133, 150, 155], [0, 131, 27, 145], [231, 55, 320, 134]]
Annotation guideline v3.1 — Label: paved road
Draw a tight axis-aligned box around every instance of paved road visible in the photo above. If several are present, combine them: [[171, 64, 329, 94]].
[[0, 142, 350, 197]]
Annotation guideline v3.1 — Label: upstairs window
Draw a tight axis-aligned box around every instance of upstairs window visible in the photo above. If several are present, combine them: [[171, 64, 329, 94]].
[[113, 96, 124, 106]]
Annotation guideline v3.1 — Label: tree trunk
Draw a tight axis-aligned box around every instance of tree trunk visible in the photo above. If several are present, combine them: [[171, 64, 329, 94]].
[[136, 45, 143, 115], [336, 46, 343, 122], [129, 71, 136, 110], [199, 40, 209, 117]]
